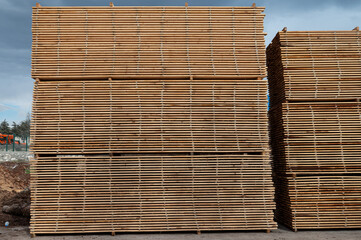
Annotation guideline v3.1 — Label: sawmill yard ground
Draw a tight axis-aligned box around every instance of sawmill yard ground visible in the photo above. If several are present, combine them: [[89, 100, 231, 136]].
[[2, 226, 361, 240], [1, 159, 361, 239]]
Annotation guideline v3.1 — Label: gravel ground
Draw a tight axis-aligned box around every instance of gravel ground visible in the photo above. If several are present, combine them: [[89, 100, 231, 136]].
[[0, 151, 31, 162], [1, 225, 361, 240]]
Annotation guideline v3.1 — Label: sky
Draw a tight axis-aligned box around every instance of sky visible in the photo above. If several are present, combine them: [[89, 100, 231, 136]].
[[0, 0, 360, 123]]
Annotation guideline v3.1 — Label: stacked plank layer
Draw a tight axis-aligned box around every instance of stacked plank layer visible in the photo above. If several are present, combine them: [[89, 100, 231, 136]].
[[267, 30, 361, 230], [32, 6, 266, 79], [31, 5, 276, 235], [32, 79, 269, 154], [267, 30, 361, 107], [31, 154, 274, 234]]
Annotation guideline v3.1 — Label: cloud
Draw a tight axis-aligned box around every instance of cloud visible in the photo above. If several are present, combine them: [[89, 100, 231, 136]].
[[0, 104, 10, 111]]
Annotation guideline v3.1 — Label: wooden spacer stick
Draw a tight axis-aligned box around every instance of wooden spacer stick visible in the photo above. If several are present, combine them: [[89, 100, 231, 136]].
[[282, 27, 287, 32], [185, 2, 188, 7], [36, 2, 41, 8], [110, 2, 114, 7], [353, 26, 359, 31], [252, 3, 256, 8]]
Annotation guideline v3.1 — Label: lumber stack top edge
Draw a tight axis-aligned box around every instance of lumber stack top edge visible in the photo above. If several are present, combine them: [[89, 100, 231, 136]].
[[32, 6, 265, 10]]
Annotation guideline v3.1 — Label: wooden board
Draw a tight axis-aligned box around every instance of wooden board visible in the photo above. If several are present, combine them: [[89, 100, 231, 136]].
[[30, 4, 274, 235], [32, 6, 266, 79], [30, 154, 276, 234], [267, 30, 361, 230], [267, 30, 361, 107], [272, 102, 361, 175], [274, 175, 361, 231], [31, 79, 269, 154]]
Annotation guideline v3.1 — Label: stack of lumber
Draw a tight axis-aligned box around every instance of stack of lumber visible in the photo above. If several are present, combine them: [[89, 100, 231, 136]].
[[267, 29, 361, 107], [31, 154, 274, 234], [31, 79, 269, 154], [30, 4, 276, 236], [267, 28, 361, 230], [31, 6, 267, 79]]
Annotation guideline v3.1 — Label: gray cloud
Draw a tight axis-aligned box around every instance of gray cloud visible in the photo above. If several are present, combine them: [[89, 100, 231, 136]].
[[0, 0, 360, 122]]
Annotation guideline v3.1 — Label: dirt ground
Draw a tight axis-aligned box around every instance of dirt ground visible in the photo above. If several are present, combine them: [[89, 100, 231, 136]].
[[1, 225, 361, 240], [0, 161, 30, 227]]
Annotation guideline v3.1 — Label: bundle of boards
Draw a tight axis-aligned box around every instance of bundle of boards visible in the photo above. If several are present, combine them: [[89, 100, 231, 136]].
[[30, 4, 276, 235], [267, 29, 361, 230], [31, 5, 267, 79]]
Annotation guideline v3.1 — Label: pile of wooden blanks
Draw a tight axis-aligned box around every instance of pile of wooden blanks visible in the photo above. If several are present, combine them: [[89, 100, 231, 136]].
[[31, 6, 267, 79], [267, 29, 361, 230], [30, 4, 276, 236], [31, 154, 274, 234], [31, 79, 269, 154], [267, 29, 361, 107]]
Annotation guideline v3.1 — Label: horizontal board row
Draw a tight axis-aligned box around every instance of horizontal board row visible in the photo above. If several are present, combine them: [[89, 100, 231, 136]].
[[32, 6, 266, 79], [270, 102, 361, 175], [274, 175, 361, 230], [267, 30, 361, 106], [30, 154, 276, 234], [31, 79, 269, 154]]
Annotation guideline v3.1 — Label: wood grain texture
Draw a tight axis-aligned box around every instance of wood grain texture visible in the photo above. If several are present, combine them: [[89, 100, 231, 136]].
[[267, 30, 361, 106], [271, 102, 361, 175], [30, 154, 276, 234], [267, 30, 361, 230], [274, 175, 361, 230], [31, 79, 269, 154], [31, 6, 266, 79], [30, 5, 275, 235]]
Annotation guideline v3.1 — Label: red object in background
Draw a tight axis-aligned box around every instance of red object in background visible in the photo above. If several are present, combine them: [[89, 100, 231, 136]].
[[0, 134, 21, 145]]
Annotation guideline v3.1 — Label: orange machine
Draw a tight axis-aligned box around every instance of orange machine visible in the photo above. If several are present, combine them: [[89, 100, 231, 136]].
[[0, 134, 20, 145]]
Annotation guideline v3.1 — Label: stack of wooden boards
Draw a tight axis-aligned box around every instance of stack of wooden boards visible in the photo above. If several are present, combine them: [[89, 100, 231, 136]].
[[31, 6, 267, 79], [30, 4, 276, 235], [267, 29, 361, 230]]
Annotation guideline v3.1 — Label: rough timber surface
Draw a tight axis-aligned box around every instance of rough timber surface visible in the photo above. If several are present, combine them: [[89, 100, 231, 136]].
[[30, 154, 276, 234], [31, 79, 269, 154], [30, 4, 275, 235], [267, 30, 361, 231], [267, 30, 361, 107], [275, 175, 361, 231], [31, 6, 266, 79], [272, 102, 361, 175]]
